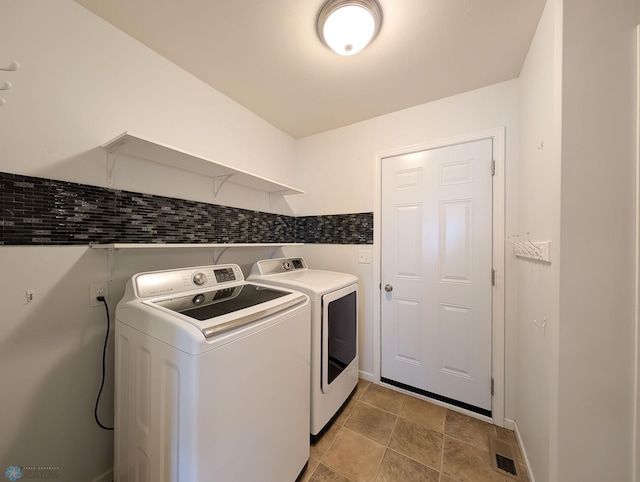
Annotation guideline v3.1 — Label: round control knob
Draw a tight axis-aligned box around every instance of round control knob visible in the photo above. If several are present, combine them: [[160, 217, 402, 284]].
[[192, 294, 205, 306], [282, 261, 292, 271], [384, 284, 393, 292], [192, 272, 207, 286]]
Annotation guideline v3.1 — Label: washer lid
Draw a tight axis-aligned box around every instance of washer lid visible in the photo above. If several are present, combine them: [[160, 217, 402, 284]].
[[145, 283, 306, 338]]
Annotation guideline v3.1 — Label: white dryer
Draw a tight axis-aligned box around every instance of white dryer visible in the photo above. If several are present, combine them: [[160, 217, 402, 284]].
[[115, 263, 310, 482], [249, 257, 358, 442]]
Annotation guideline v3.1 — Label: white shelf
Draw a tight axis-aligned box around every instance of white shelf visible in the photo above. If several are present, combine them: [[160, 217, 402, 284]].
[[90, 243, 303, 249], [102, 132, 304, 196], [90, 242, 302, 282]]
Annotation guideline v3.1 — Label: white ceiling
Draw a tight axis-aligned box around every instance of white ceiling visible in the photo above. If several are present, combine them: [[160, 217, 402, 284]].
[[74, 0, 546, 139]]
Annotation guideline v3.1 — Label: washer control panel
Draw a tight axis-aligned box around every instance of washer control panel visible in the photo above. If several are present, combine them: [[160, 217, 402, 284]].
[[134, 264, 243, 298], [214, 267, 237, 283]]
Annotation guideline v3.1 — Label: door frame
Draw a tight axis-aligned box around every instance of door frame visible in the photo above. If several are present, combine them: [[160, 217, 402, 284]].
[[634, 24, 639, 482], [373, 127, 506, 427]]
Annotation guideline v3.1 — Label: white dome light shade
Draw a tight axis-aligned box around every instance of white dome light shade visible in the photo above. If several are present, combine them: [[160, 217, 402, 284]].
[[323, 5, 374, 55], [318, 0, 382, 56]]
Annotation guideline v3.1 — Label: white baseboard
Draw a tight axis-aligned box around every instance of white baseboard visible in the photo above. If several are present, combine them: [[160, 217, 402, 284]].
[[502, 417, 515, 431], [513, 421, 535, 482], [91, 467, 113, 482], [358, 369, 375, 382]]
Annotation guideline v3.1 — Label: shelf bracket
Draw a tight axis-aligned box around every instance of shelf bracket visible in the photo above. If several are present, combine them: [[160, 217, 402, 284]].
[[268, 189, 293, 207], [213, 174, 235, 202], [106, 142, 125, 187], [107, 247, 115, 284]]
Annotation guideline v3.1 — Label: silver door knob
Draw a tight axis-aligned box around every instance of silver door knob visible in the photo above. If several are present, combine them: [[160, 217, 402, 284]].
[[384, 284, 393, 292]]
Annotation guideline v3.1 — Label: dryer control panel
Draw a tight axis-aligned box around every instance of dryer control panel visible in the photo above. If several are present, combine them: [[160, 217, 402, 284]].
[[134, 264, 244, 298], [251, 257, 308, 276]]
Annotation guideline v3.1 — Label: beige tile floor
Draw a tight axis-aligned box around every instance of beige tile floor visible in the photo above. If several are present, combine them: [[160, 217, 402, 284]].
[[301, 380, 529, 482]]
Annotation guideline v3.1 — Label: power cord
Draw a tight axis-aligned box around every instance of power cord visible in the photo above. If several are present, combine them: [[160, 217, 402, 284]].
[[95, 295, 114, 431]]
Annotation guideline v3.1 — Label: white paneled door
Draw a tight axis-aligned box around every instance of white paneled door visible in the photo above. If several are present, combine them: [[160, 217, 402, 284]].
[[381, 139, 493, 412]]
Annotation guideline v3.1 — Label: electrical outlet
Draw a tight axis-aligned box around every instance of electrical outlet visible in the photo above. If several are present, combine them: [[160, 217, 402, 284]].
[[89, 282, 108, 307]]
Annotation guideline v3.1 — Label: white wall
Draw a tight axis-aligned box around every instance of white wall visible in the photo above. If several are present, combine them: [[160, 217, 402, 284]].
[[517, 0, 640, 481], [0, 0, 298, 215], [516, 1, 562, 480], [295, 80, 521, 419], [0, 1, 298, 480], [557, 0, 639, 480]]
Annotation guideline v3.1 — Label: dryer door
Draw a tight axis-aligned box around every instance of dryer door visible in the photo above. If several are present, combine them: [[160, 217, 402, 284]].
[[321, 284, 357, 393]]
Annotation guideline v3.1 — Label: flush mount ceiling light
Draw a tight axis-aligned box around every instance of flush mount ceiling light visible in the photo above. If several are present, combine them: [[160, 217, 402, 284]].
[[317, 0, 382, 56]]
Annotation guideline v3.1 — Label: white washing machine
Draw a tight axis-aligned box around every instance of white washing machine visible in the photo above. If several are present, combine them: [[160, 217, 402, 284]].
[[115, 263, 310, 482], [249, 257, 358, 442]]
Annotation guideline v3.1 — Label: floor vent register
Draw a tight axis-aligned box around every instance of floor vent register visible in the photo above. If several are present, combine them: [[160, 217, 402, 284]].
[[489, 435, 521, 480]]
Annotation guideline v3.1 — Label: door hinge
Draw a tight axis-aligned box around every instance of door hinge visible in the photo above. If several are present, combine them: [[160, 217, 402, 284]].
[[491, 159, 496, 176], [491, 269, 496, 286], [491, 378, 495, 396]]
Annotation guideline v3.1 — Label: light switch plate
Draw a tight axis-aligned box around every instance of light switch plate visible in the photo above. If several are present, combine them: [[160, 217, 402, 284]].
[[358, 250, 371, 264]]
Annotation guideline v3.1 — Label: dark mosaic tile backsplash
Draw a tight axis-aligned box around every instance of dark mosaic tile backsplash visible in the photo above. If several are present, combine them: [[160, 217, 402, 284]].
[[0, 172, 373, 246], [296, 214, 373, 244]]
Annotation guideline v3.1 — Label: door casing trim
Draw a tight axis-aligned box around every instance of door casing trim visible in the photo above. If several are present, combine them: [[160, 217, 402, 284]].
[[633, 24, 639, 482], [373, 127, 506, 427]]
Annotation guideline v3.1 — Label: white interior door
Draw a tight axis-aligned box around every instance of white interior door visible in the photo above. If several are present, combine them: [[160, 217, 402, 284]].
[[381, 139, 493, 412]]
